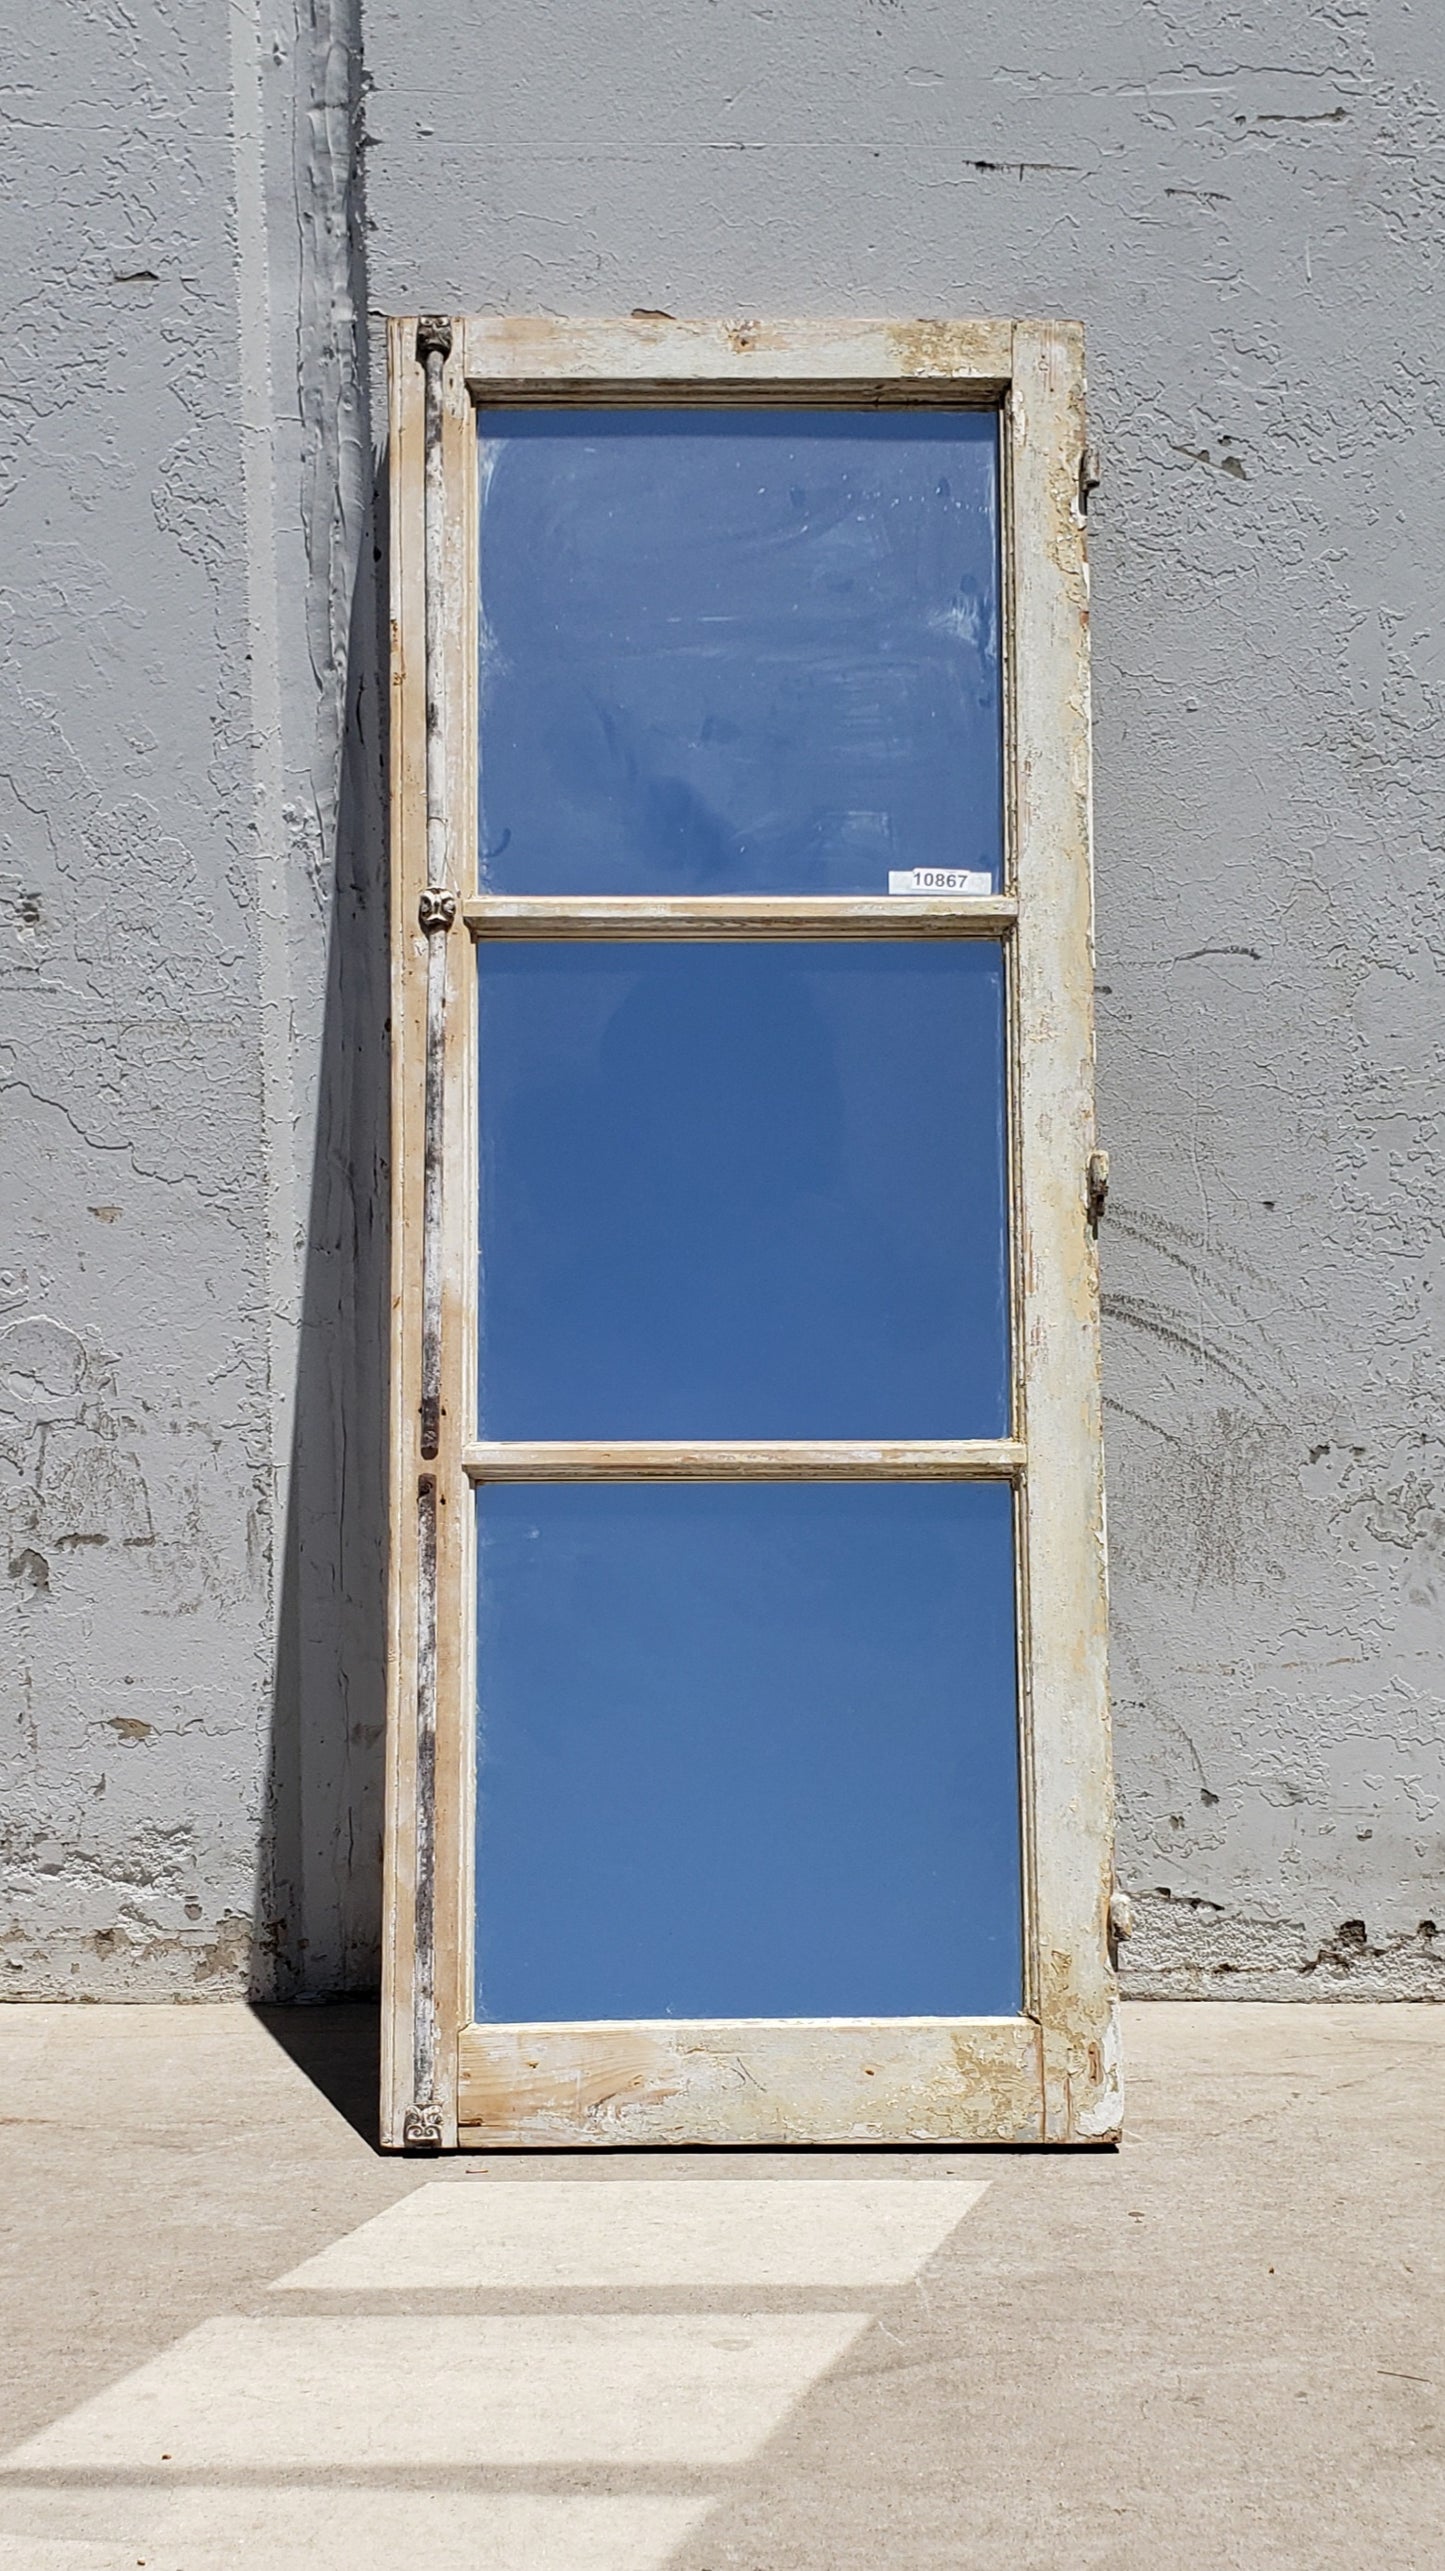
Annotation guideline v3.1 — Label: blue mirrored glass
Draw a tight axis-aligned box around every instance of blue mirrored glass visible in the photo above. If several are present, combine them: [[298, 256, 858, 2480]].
[[475, 1481, 1022, 2023], [477, 940, 1010, 1439], [477, 407, 1002, 895]]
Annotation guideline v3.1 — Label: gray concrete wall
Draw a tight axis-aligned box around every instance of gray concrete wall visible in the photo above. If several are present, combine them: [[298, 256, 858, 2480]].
[[1, 0, 387, 1997], [3, 0, 1442, 1996]]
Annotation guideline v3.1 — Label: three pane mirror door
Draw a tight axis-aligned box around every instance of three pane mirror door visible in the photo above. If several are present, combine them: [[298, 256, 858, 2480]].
[[384, 318, 1115, 2150]]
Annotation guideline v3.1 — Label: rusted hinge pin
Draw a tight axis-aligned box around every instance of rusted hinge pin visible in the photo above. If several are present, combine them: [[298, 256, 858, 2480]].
[[1087, 1147, 1109, 1237], [1078, 443, 1101, 514]]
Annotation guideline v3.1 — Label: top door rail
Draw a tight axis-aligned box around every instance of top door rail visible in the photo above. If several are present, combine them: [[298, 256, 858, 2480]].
[[464, 895, 1018, 941], [462, 315, 1015, 401]]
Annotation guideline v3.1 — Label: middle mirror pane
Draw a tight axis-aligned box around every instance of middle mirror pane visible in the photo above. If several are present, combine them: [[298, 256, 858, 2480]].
[[477, 940, 1010, 1440]]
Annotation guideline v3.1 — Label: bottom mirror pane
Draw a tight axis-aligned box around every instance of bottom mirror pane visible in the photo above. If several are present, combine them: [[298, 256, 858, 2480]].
[[474, 1481, 1022, 2023]]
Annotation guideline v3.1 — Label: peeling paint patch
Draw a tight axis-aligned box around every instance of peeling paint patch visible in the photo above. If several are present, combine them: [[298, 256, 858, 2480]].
[[0, 1914, 255, 2001], [1121, 1895, 1445, 2000]]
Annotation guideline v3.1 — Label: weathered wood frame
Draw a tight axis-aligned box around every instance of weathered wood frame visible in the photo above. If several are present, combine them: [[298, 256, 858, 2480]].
[[383, 314, 1117, 2150]]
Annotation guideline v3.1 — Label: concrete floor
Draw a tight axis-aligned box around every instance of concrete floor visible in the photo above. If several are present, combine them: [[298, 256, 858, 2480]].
[[0, 2004, 1440, 2569]]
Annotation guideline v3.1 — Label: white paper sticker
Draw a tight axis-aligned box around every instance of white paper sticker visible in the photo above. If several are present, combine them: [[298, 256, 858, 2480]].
[[887, 868, 994, 897]]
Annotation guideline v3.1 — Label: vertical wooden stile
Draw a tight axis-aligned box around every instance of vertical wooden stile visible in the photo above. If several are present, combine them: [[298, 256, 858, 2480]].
[[382, 318, 473, 2150], [380, 323, 426, 2148], [1009, 321, 1118, 2139]]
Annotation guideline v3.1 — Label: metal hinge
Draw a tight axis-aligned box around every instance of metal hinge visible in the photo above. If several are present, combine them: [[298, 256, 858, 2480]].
[[1087, 1147, 1109, 1236], [1078, 443, 1101, 514], [402, 2103, 444, 2150], [1108, 1885, 1134, 1964]]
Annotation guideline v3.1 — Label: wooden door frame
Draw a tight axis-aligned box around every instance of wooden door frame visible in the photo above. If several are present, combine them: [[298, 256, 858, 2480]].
[[381, 316, 1118, 2149]]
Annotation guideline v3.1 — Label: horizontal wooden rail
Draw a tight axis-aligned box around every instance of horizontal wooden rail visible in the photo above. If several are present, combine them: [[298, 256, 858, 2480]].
[[464, 1440, 1026, 1483], [464, 895, 1017, 940], [461, 315, 1015, 400]]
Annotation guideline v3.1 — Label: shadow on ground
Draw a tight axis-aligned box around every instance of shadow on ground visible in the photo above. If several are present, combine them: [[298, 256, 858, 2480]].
[[250, 1999, 383, 2150]]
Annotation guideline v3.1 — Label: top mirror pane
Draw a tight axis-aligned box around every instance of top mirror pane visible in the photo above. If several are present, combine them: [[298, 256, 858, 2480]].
[[476, 407, 1003, 896]]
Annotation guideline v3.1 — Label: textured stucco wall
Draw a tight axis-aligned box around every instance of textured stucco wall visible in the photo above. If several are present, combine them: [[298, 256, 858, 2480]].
[[1, 0, 387, 1997], [4, 0, 1442, 1995]]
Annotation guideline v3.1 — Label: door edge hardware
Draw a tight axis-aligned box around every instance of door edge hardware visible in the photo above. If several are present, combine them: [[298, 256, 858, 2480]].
[[1078, 443, 1101, 513], [415, 315, 454, 369], [402, 2103, 444, 2150], [419, 885, 458, 935], [1108, 1885, 1134, 1962], [1087, 1147, 1109, 1236]]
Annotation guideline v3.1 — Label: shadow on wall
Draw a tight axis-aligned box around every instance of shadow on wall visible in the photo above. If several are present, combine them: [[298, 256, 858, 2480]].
[[255, 433, 392, 2003]]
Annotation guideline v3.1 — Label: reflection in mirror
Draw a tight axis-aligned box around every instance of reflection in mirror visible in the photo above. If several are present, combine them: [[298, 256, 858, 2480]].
[[477, 407, 1003, 896]]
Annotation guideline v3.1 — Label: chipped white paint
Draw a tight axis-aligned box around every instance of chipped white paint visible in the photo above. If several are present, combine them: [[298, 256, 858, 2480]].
[[462, 312, 1013, 396], [456, 2015, 1047, 2146], [1008, 322, 1119, 2136], [382, 323, 477, 2147]]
